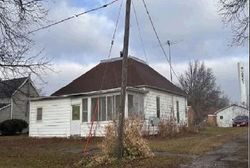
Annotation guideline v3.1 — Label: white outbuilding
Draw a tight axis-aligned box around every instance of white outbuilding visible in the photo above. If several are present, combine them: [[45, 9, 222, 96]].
[[29, 57, 188, 137], [214, 104, 249, 127]]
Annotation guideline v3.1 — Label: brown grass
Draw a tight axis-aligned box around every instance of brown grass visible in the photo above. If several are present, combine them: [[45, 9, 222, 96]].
[[149, 127, 248, 155], [0, 127, 247, 168]]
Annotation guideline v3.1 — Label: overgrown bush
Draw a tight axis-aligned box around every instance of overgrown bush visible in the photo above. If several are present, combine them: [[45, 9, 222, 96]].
[[158, 118, 178, 138], [0, 119, 28, 135], [158, 118, 198, 138], [78, 119, 153, 167]]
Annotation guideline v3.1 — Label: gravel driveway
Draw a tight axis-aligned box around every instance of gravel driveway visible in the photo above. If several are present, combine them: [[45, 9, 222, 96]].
[[181, 134, 248, 168]]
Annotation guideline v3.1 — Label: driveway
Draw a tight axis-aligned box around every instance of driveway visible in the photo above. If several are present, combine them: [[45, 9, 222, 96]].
[[181, 134, 248, 168]]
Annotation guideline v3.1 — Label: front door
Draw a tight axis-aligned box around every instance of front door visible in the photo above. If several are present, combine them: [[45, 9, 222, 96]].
[[71, 105, 81, 135]]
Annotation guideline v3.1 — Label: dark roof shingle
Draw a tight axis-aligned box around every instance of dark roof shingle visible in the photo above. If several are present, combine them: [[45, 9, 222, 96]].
[[0, 77, 28, 98], [52, 57, 186, 96]]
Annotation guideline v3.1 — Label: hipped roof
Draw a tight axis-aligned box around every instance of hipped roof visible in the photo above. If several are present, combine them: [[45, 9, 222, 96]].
[[52, 57, 186, 97]]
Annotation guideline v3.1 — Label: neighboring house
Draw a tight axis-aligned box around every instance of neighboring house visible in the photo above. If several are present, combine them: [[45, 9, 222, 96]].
[[208, 104, 249, 127], [0, 77, 39, 123], [29, 57, 187, 137]]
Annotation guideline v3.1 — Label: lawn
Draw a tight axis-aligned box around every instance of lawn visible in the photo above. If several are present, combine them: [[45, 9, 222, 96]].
[[0, 127, 247, 168]]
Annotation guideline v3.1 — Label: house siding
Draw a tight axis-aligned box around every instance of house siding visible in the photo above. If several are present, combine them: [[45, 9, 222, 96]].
[[29, 98, 71, 137], [12, 81, 39, 122], [216, 106, 249, 127], [0, 106, 11, 123], [29, 88, 187, 137], [144, 88, 187, 122]]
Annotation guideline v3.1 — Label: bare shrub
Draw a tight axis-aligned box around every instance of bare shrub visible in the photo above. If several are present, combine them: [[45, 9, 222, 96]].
[[79, 119, 153, 167], [158, 119, 199, 138], [158, 118, 178, 138], [178, 123, 199, 134]]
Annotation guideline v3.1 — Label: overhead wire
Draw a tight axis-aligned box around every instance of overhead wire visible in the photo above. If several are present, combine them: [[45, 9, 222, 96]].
[[28, 0, 119, 34], [141, 0, 180, 83], [107, 0, 124, 58], [131, 1, 148, 63]]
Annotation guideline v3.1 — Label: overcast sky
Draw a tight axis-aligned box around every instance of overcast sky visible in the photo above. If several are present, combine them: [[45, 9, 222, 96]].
[[31, 0, 249, 103]]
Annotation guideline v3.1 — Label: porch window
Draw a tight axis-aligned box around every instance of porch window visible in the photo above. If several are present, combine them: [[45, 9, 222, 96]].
[[82, 99, 88, 122], [156, 97, 160, 118], [91, 95, 120, 121], [107, 96, 113, 120], [72, 105, 80, 120], [36, 108, 42, 121], [91, 98, 99, 121], [176, 101, 180, 123], [128, 94, 134, 117], [99, 97, 106, 121], [114, 95, 120, 120]]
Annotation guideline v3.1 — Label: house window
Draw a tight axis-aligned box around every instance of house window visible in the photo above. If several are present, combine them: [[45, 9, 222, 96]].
[[91, 98, 99, 121], [176, 101, 180, 123], [99, 97, 106, 121], [156, 97, 160, 118], [72, 105, 80, 120], [107, 96, 113, 120], [37, 108, 42, 121], [128, 94, 134, 117], [91, 95, 120, 121], [220, 116, 223, 119], [82, 99, 88, 122], [115, 95, 120, 120]]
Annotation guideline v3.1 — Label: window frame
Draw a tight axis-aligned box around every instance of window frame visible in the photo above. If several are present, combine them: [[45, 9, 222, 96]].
[[36, 107, 43, 122], [176, 101, 180, 123], [91, 94, 120, 121], [82, 99, 88, 122], [156, 97, 160, 118], [72, 104, 81, 121]]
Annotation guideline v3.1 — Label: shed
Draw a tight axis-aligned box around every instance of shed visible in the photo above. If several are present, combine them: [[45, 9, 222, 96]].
[[215, 104, 249, 127]]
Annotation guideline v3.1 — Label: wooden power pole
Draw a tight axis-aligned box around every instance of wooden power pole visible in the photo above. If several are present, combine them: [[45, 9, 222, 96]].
[[116, 0, 131, 159]]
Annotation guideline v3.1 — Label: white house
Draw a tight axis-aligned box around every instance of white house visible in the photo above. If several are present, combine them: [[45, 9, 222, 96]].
[[29, 57, 187, 137], [214, 104, 249, 127]]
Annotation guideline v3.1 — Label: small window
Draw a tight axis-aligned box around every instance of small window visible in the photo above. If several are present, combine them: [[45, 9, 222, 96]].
[[220, 116, 223, 120], [156, 97, 160, 118], [72, 105, 80, 120], [176, 101, 180, 123], [82, 99, 88, 122], [37, 108, 42, 121]]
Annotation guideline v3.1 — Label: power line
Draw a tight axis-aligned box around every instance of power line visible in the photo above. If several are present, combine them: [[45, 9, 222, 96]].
[[28, 0, 119, 34], [131, 1, 148, 63], [107, 0, 123, 58], [141, 0, 180, 83]]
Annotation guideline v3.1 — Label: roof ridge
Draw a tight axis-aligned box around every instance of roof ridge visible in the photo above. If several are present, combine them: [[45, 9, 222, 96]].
[[100, 56, 147, 65]]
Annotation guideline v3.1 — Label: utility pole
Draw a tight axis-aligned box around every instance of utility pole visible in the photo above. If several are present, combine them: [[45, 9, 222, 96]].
[[167, 40, 174, 119], [167, 40, 173, 82], [116, 0, 131, 159]]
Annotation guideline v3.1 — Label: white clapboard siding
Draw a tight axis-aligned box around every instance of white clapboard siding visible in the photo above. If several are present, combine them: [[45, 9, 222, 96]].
[[29, 98, 71, 137], [81, 121, 113, 137], [216, 105, 249, 127], [144, 88, 187, 123]]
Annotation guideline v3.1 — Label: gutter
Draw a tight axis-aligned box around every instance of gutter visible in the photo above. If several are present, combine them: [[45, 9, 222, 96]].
[[30, 87, 148, 102]]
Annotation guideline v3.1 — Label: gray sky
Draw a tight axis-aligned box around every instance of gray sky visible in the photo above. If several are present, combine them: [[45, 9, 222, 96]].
[[31, 0, 249, 103]]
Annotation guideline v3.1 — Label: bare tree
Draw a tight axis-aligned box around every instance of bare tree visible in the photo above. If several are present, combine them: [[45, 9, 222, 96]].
[[219, 0, 249, 46], [179, 61, 229, 124], [0, 0, 50, 79]]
